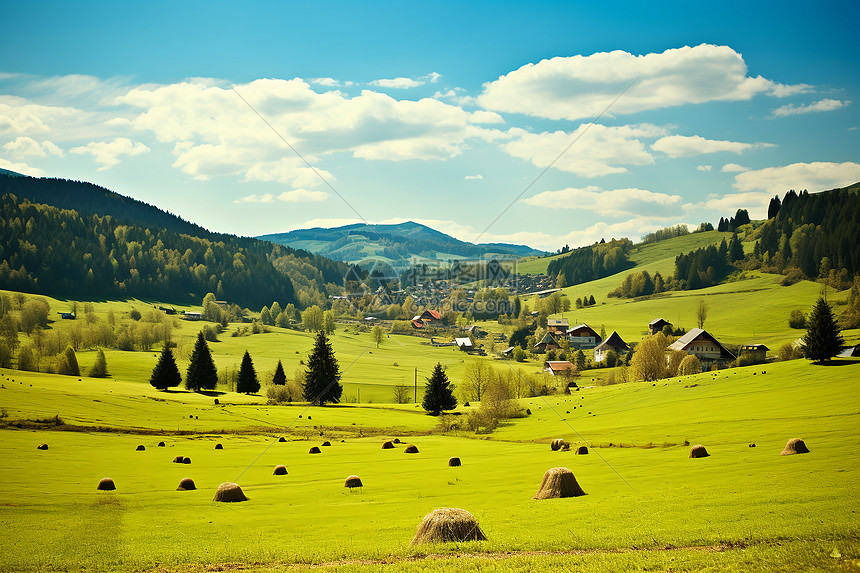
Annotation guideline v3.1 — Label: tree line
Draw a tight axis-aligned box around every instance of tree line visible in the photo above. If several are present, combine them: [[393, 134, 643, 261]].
[[547, 238, 634, 288]]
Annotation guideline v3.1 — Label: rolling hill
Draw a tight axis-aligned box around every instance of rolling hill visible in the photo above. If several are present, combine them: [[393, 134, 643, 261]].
[[259, 221, 546, 269]]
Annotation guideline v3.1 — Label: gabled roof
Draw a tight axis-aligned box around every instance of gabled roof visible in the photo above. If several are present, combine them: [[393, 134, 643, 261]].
[[649, 317, 670, 327], [741, 343, 769, 351], [421, 309, 442, 320], [544, 361, 575, 372], [454, 337, 473, 348], [668, 328, 735, 358], [535, 332, 557, 346], [567, 324, 600, 338], [411, 319, 424, 328], [594, 331, 628, 353]]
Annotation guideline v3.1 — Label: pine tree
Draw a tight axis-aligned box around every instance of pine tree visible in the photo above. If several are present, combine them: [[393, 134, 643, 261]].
[[186, 331, 218, 391], [303, 331, 342, 405], [272, 359, 286, 385], [802, 297, 844, 362], [150, 344, 181, 390], [422, 362, 457, 415], [236, 350, 259, 394]]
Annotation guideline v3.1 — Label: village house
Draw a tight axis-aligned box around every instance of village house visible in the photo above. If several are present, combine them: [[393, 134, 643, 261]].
[[648, 318, 671, 335], [533, 332, 559, 354], [543, 360, 576, 377], [740, 343, 769, 362], [668, 328, 735, 369], [593, 331, 629, 362], [566, 324, 601, 349], [420, 309, 442, 322], [547, 318, 569, 336], [183, 311, 202, 321]]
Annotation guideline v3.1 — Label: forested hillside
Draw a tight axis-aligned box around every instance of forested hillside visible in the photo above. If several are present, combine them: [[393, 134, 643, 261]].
[[545, 239, 634, 287]]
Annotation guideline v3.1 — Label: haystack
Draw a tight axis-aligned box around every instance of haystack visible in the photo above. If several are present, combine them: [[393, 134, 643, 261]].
[[393, 438, 401, 444], [321, 441, 331, 447], [157, 441, 165, 447], [382, 440, 394, 449], [576, 446, 588, 455], [533, 467, 586, 499], [182, 456, 192, 464], [176, 478, 196, 491], [781, 438, 810, 456], [173, 455, 185, 463], [689, 444, 709, 458], [215, 443, 223, 450], [404, 444, 419, 454], [448, 457, 461, 467], [560, 442, 571, 451], [526, 409, 531, 415], [37, 443, 48, 450], [749, 443, 756, 448], [278, 437, 287, 443], [97, 477, 116, 491], [411, 508, 487, 545], [213, 482, 247, 502], [345, 475, 363, 488], [309, 446, 321, 454], [273, 465, 288, 475], [550, 438, 565, 451]]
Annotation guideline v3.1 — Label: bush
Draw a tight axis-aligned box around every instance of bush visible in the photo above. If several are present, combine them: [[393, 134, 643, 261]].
[[512, 347, 527, 362], [678, 354, 702, 376], [780, 268, 805, 286], [779, 342, 803, 361], [788, 309, 807, 329], [266, 380, 303, 403], [88, 349, 109, 378], [17, 345, 38, 371]]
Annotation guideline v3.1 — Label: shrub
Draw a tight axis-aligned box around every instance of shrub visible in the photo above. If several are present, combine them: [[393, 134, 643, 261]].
[[678, 354, 702, 376], [788, 309, 807, 329], [779, 342, 803, 361]]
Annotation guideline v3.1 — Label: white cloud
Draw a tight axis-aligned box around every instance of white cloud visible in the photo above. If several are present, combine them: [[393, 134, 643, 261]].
[[369, 77, 424, 89], [697, 165, 712, 172], [309, 77, 354, 88], [478, 44, 804, 120], [771, 98, 850, 118], [0, 96, 81, 136], [733, 161, 860, 195], [721, 163, 748, 173], [523, 185, 683, 217], [70, 137, 149, 170], [234, 194, 274, 203], [0, 157, 44, 177], [684, 191, 772, 219], [502, 123, 665, 177], [277, 188, 329, 202], [652, 134, 775, 157], [464, 174, 483, 180], [424, 72, 441, 84], [3, 136, 63, 158]]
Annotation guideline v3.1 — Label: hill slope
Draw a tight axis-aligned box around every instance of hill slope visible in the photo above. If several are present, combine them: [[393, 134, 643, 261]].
[[260, 221, 545, 268]]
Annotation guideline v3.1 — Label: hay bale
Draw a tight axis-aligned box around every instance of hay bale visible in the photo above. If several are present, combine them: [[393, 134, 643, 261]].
[[176, 478, 196, 491], [689, 444, 709, 458], [215, 443, 223, 450], [344, 475, 363, 488], [309, 446, 321, 454], [781, 438, 810, 456], [560, 442, 571, 451], [278, 437, 287, 443], [576, 446, 588, 455], [393, 438, 401, 444], [382, 440, 394, 449], [97, 477, 116, 491], [173, 455, 185, 463], [157, 441, 165, 447], [214, 398, 219, 405], [213, 482, 247, 502], [749, 443, 756, 448], [404, 444, 419, 454], [136, 444, 145, 451], [448, 457, 461, 467], [550, 438, 565, 451], [321, 441, 331, 447], [533, 467, 586, 499], [526, 408, 531, 415], [182, 456, 192, 464], [273, 465, 288, 475], [411, 508, 486, 545], [37, 443, 48, 450]]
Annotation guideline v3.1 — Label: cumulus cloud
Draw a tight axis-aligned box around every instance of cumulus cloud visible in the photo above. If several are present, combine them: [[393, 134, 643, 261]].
[[370, 77, 424, 89], [309, 77, 355, 88], [733, 161, 860, 195], [464, 174, 483, 180], [684, 191, 773, 219], [478, 44, 804, 120], [721, 163, 748, 173], [523, 185, 683, 217], [70, 137, 149, 169], [697, 165, 712, 172], [3, 136, 63, 158], [771, 98, 850, 118], [277, 188, 329, 202], [234, 194, 274, 203], [0, 157, 45, 177], [652, 134, 775, 157], [117, 78, 503, 184], [502, 123, 665, 177]]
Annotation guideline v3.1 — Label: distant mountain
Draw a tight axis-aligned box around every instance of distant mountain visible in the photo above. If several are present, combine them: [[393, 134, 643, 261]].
[[259, 221, 546, 268]]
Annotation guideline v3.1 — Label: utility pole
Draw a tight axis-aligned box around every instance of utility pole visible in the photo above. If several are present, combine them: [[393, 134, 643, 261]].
[[414, 367, 417, 403], [357, 388, 360, 404]]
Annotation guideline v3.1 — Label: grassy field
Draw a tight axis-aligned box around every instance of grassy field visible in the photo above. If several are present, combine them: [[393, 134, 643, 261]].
[[0, 358, 858, 572]]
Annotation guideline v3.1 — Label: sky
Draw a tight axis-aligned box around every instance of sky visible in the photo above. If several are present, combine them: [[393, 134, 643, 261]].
[[1, 0, 859, 252]]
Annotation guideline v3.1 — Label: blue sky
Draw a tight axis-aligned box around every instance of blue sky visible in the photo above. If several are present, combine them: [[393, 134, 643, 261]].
[[2, 1, 858, 251]]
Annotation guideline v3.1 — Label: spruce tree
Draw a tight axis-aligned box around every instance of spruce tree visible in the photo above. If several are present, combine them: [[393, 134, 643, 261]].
[[88, 348, 109, 378], [272, 359, 286, 385], [186, 331, 218, 391], [802, 297, 844, 362], [303, 331, 342, 405], [150, 344, 181, 390], [422, 362, 457, 415], [236, 350, 260, 394]]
